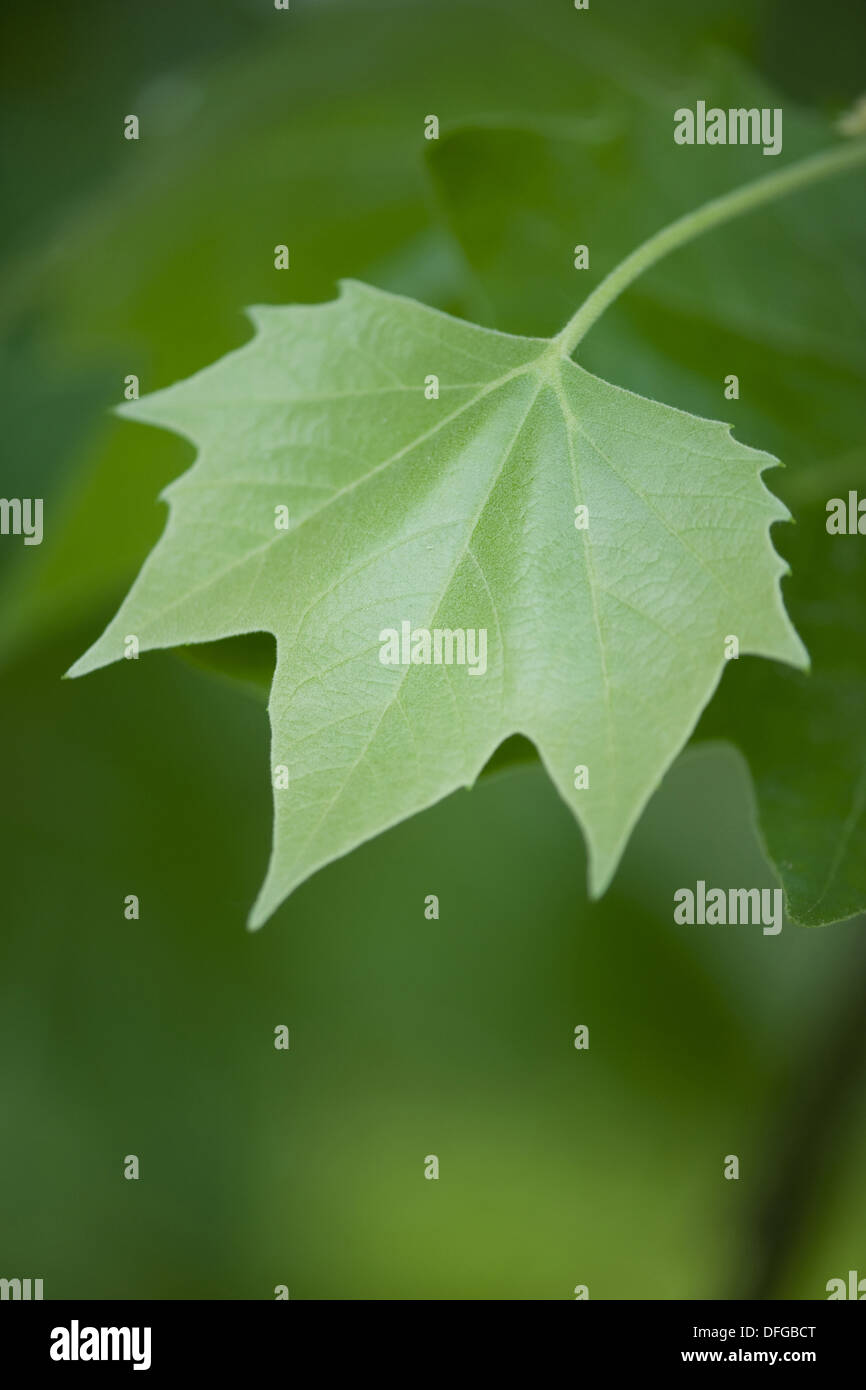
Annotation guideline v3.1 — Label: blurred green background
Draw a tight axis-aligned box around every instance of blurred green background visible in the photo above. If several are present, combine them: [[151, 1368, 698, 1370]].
[[1, 0, 864, 1299]]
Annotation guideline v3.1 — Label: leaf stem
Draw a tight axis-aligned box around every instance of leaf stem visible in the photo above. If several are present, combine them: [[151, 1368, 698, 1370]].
[[555, 138, 866, 357]]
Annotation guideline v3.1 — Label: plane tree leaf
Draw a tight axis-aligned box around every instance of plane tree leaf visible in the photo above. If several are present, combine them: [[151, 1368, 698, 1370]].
[[426, 95, 866, 925], [67, 279, 805, 926], [698, 454, 866, 926]]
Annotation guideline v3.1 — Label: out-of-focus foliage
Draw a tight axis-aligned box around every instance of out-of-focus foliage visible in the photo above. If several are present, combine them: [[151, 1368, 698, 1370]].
[[1, 0, 864, 1299]]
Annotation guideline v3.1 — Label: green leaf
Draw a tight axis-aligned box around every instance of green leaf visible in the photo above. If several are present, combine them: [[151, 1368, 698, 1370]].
[[67, 280, 805, 926], [698, 454, 866, 926], [426, 74, 866, 924], [0, 4, 787, 660]]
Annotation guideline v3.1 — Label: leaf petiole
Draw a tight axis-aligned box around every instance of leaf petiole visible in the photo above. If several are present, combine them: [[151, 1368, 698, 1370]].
[[555, 137, 866, 357]]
